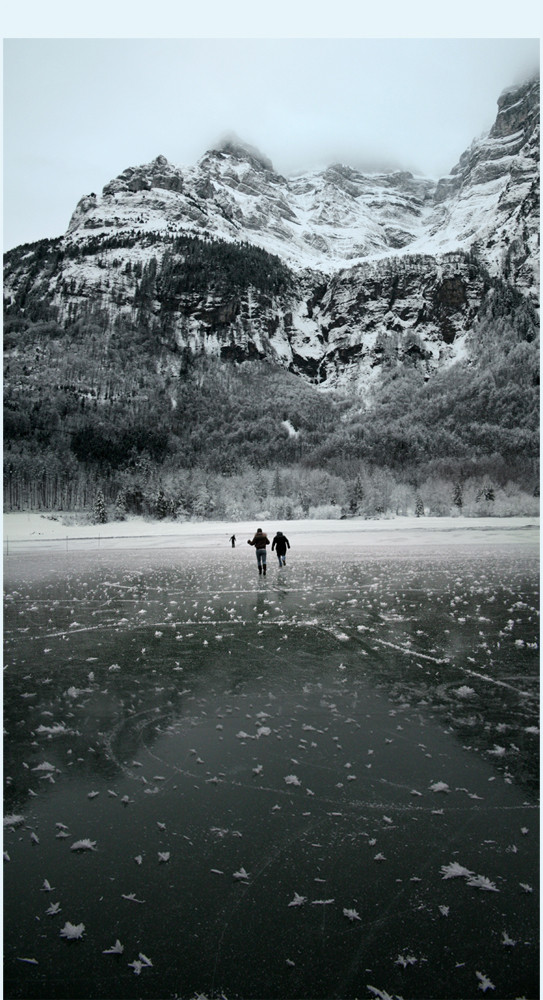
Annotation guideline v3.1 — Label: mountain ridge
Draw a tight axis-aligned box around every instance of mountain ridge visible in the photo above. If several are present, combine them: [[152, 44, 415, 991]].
[[56, 76, 538, 286], [3, 76, 539, 516]]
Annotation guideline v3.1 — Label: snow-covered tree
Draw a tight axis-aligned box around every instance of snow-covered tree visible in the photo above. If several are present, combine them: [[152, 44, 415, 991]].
[[453, 481, 463, 511], [193, 484, 214, 519], [347, 475, 365, 515], [114, 489, 127, 521], [154, 488, 170, 520], [93, 489, 108, 524]]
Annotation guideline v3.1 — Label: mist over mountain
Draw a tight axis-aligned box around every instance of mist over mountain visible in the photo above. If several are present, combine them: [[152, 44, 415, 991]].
[[3, 77, 539, 520]]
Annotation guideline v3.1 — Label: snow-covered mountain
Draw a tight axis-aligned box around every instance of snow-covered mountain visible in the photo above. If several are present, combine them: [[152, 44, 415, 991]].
[[4, 76, 539, 389]]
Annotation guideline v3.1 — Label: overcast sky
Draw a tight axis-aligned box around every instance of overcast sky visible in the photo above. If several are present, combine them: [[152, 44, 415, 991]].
[[3, 31, 540, 250]]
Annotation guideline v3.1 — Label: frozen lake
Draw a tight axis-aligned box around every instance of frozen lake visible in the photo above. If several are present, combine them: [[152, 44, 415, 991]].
[[3, 525, 539, 1000]]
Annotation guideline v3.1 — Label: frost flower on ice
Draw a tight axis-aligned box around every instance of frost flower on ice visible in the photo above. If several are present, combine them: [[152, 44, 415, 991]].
[[501, 931, 516, 946], [343, 907, 361, 922], [158, 852, 170, 863], [455, 686, 475, 698], [45, 902, 61, 916], [476, 971, 495, 992], [288, 893, 307, 907], [440, 862, 474, 879], [395, 954, 417, 967], [233, 867, 250, 880], [128, 952, 152, 975], [466, 874, 499, 892], [430, 781, 450, 793], [70, 839, 97, 852], [4, 814, 24, 827], [366, 987, 395, 1000], [103, 940, 124, 954], [36, 722, 67, 736], [60, 922, 85, 940], [41, 879, 55, 892], [438, 905, 450, 916], [284, 774, 301, 786]]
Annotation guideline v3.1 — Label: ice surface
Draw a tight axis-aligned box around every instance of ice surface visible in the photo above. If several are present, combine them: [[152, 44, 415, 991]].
[[3, 526, 539, 999]]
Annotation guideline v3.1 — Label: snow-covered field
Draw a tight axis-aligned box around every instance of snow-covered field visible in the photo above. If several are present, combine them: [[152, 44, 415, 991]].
[[3, 511, 539, 550], [3, 523, 539, 999]]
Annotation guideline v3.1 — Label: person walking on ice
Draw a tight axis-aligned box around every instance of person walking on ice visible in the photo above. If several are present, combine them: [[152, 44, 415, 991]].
[[248, 528, 270, 576], [229, 534, 236, 548], [272, 530, 290, 567]]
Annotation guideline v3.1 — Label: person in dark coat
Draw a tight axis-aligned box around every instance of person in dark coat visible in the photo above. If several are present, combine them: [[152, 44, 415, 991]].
[[229, 534, 236, 547], [248, 528, 270, 576], [271, 530, 290, 567]]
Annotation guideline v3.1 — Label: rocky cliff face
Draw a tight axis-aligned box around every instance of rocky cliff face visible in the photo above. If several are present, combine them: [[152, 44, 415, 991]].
[[431, 77, 539, 292], [4, 77, 539, 389]]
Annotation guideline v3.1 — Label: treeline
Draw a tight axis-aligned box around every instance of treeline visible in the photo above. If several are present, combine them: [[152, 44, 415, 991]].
[[7, 456, 538, 525]]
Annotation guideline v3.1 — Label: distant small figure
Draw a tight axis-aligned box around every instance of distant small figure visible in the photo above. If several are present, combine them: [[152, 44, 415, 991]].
[[230, 534, 236, 548], [272, 530, 290, 567], [248, 527, 270, 576]]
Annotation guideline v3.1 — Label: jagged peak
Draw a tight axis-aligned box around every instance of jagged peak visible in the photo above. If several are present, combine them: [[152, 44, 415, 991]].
[[205, 132, 274, 172], [100, 154, 184, 197]]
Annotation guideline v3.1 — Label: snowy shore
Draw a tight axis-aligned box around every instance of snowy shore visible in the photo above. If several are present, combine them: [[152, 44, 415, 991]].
[[3, 511, 539, 550]]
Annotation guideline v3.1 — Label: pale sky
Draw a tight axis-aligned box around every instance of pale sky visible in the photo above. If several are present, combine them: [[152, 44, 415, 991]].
[[2, 13, 540, 250]]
